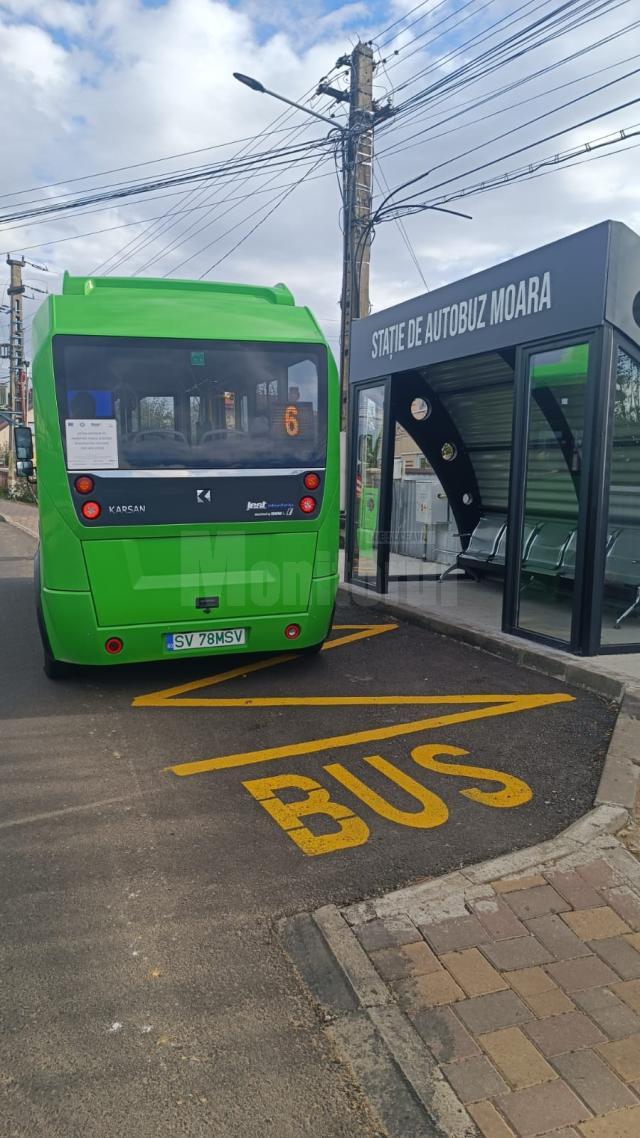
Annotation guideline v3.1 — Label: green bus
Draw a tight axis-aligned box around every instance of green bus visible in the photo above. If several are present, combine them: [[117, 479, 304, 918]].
[[29, 274, 339, 678]]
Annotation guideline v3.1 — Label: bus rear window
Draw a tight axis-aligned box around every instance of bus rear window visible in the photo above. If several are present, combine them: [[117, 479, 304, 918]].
[[53, 336, 327, 471]]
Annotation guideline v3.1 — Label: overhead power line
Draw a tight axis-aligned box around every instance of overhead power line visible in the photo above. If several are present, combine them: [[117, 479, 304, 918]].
[[0, 137, 334, 227], [196, 153, 329, 279], [97, 79, 345, 276], [351, 124, 636, 302], [384, 0, 565, 89], [377, 23, 640, 159], [374, 164, 429, 291], [388, 0, 631, 115], [377, 91, 640, 217], [418, 123, 640, 209], [3, 166, 340, 255], [380, 62, 640, 190], [370, 0, 623, 160], [159, 149, 336, 276], [0, 122, 325, 207], [138, 104, 340, 277], [374, 0, 450, 48], [379, 0, 501, 65]]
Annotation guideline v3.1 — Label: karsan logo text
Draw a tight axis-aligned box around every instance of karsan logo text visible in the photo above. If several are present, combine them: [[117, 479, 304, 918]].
[[108, 504, 147, 514], [246, 500, 267, 510]]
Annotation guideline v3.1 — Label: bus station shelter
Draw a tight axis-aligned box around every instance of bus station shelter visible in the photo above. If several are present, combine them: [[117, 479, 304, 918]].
[[345, 220, 640, 657]]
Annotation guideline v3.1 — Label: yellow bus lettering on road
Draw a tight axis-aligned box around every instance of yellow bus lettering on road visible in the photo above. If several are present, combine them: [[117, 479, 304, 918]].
[[325, 755, 449, 829], [411, 743, 533, 809], [137, 620, 571, 855], [242, 773, 369, 856], [243, 745, 534, 855]]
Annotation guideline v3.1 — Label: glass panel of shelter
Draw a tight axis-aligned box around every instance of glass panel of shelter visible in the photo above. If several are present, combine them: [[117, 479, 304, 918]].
[[511, 343, 590, 647], [348, 340, 630, 657], [350, 382, 388, 588], [600, 345, 640, 649]]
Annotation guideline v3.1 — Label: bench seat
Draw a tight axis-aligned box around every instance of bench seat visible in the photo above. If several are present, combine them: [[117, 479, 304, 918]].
[[441, 518, 640, 631]]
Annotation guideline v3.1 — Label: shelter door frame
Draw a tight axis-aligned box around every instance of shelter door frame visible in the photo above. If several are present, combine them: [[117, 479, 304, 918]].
[[597, 327, 640, 654], [503, 327, 609, 654], [346, 377, 394, 593]]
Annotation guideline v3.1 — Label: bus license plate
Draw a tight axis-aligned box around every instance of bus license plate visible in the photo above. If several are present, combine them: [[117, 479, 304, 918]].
[[165, 629, 247, 651]]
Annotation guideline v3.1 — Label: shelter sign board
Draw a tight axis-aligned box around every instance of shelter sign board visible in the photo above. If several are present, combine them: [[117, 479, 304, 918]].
[[350, 221, 617, 381]]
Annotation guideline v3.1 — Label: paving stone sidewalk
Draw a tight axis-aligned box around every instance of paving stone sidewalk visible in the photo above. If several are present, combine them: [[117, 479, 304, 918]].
[[345, 848, 640, 1138]]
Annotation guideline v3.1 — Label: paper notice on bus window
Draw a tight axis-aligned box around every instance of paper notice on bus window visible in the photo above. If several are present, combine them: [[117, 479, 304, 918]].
[[65, 419, 119, 470]]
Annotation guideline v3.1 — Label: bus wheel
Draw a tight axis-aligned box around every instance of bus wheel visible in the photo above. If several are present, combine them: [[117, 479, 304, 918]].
[[43, 646, 73, 680], [300, 639, 325, 656], [35, 551, 73, 679]]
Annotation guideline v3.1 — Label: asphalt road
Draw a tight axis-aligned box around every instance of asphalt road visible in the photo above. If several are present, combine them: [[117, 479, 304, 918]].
[[0, 519, 617, 1137]]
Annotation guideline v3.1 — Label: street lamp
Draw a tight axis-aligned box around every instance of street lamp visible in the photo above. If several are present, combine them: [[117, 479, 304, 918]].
[[233, 72, 347, 133], [232, 69, 370, 431]]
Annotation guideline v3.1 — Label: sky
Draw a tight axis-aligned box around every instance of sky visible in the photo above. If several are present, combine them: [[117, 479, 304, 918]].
[[1, 0, 640, 359]]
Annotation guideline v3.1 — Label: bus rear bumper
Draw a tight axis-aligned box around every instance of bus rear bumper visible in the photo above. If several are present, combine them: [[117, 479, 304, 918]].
[[40, 575, 339, 666]]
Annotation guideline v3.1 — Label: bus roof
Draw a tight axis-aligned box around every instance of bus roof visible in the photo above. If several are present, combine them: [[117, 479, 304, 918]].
[[61, 273, 296, 306], [33, 274, 328, 351]]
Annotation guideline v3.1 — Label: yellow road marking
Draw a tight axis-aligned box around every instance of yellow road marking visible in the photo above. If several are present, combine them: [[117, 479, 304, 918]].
[[134, 654, 294, 703], [326, 754, 450, 829], [241, 741, 537, 856], [133, 622, 575, 787], [324, 623, 398, 649], [132, 623, 397, 707], [242, 773, 370, 856], [410, 743, 533, 808], [151, 693, 567, 709], [166, 692, 574, 777]]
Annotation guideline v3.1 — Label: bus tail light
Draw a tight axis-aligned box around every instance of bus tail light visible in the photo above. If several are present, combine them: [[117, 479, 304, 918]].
[[303, 472, 320, 490], [284, 624, 301, 640], [105, 637, 123, 655], [299, 496, 316, 514], [81, 500, 101, 520], [74, 475, 94, 494]]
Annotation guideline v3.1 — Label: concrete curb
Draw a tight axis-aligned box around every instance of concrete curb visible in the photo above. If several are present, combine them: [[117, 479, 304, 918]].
[[293, 820, 640, 1138], [283, 766, 640, 1137], [280, 585, 640, 1136], [340, 808, 629, 928], [280, 906, 475, 1138], [0, 510, 38, 540], [314, 906, 476, 1138], [594, 689, 640, 812]]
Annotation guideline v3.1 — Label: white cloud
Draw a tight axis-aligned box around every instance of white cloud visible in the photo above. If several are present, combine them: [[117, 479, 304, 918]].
[[0, 0, 88, 36], [0, 21, 69, 87]]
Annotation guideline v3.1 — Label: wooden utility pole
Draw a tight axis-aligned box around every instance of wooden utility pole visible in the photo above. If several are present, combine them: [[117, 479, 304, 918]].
[[320, 43, 392, 428], [340, 43, 374, 429], [6, 256, 26, 494]]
